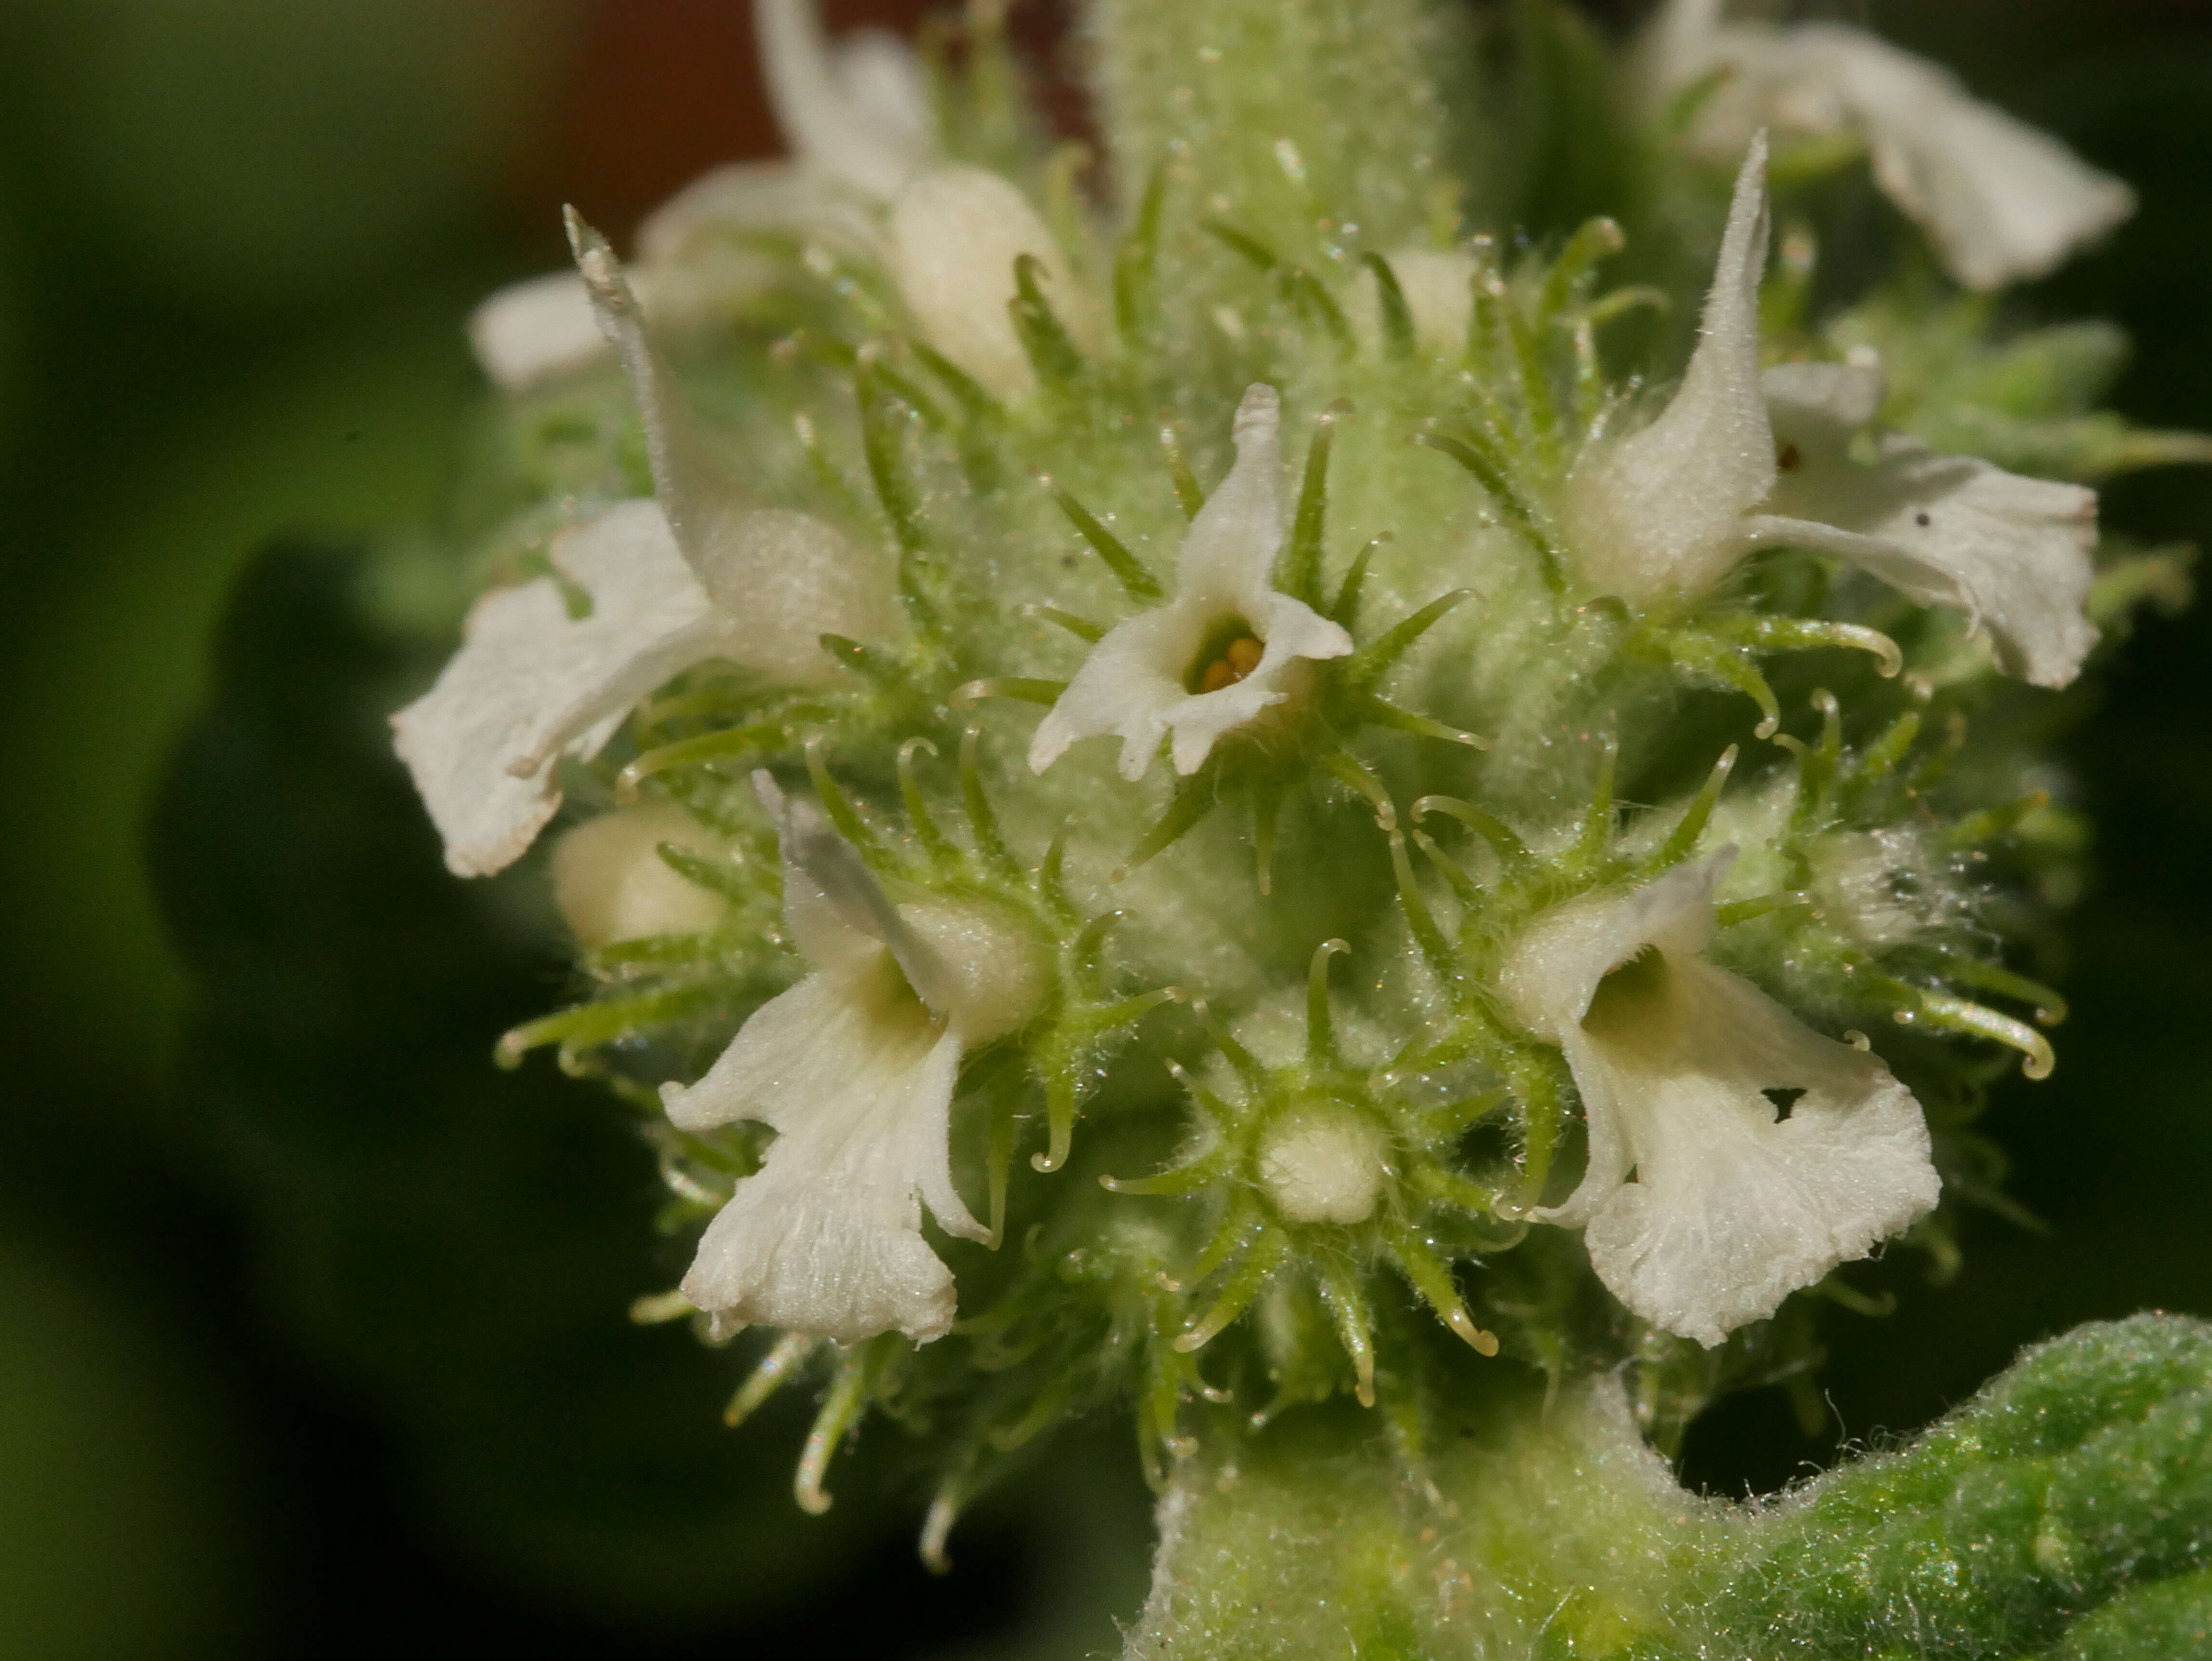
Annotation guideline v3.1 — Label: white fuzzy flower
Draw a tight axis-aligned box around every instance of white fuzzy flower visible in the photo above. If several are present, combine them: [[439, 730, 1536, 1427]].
[[885, 164, 1102, 398], [469, 0, 935, 392], [1500, 850, 1941, 1348], [662, 774, 1047, 1345], [1563, 139, 2101, 688], [1757, 357, 2099, 689], [1638, 0, 2132, 291], [392, 500, 723, 877], [1028, 384, 1353, 780], [393, 226, 901, 879]]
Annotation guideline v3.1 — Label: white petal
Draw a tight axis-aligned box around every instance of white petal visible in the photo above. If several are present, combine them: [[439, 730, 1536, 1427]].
[[570, 210, 904, 682], [391, 501, 718, 877], [1562, 139, 1774, 603], [632, 160, 873, 338], [1801, 25, 2134, 290], [886, 165, 1095, 398], [1501, 854, 1732, 1048], [1575, 953, 1939, 1346], [1649, 20, 1807, 160], [1177, 384, 1286, 602], [703, 507, 907, 686], [1501, 853, 1734, 1224], [755, 0, 933, 202], [568, 210, 737, 555], [1761, 356, 1884, 441], [1161, 674, 1289, 776], [551, 803, 728, 945], [468, 271, 612, 392], [830, 29, 935, 169], [1026, 606, 1191, 780], [1631, 0, 1728, 115], [667, 963, 981, 1344], [1758, 361, 2100, 688], [899, 902, 1052, 1046], [1027, 585, 1347, 781], [751, 773, 1047, 1041]]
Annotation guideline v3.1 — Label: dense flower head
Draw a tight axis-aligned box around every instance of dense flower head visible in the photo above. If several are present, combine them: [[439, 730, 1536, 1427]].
[[391, 0, 2195, 1562]]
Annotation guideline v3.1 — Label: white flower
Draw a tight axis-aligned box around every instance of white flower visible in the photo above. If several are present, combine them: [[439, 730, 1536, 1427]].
[[552, 803, 728, 946], [469, 0, 935, 392], [393, 228, 901, 879], [1638, 0, 2133, 291], [885, 164, 1102, 398], [1499, 850, 1941, 1348], [392, 500, 722, 877], [1028, 384, 1354, 780], [662, 774, 1047, 1345], [1757, 358, 2099, 689], [1562, 140, 2101, 688]]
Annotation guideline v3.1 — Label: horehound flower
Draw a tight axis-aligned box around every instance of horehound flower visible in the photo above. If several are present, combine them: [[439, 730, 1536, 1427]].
[[1028, 384, 1353, 779], [664, 773, 1046, 1345], [1500, 850, 1942, 1347], [391, 219, 897, 876], [1759, 356, 2099, 688], [1563, 138, 2101, 688], [1636, 0, 2134, 290]]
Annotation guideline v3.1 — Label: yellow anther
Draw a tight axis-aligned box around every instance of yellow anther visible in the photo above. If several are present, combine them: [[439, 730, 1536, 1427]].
[[1195, 635, 1265, 693]]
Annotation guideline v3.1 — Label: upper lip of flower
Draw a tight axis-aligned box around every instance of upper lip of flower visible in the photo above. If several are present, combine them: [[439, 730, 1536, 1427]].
[[1027, 383, 1354, 780]]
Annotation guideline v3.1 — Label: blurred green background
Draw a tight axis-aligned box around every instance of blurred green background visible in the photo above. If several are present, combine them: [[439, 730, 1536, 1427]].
[[0, 1, 2206, 1656]]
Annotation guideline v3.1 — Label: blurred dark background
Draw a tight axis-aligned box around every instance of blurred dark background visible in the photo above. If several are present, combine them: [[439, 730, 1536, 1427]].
[[0, 2, 2208, 1656]]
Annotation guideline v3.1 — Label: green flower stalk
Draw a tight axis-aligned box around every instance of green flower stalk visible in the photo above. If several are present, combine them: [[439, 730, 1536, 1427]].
[[385, 0, 2211, 1648]]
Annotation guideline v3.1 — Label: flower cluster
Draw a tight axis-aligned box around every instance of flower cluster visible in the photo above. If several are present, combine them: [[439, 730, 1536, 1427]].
[[392, 0, 2189, 1555]]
